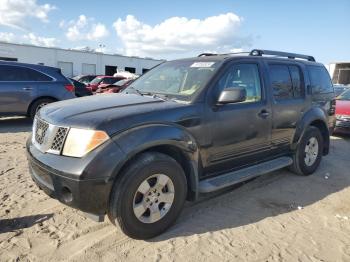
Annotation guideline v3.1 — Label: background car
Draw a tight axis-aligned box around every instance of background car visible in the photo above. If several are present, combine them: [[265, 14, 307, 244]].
[[73, 75, 97, 85], [86, 76, 125, 92], [334, 84, 349, 96], [0, 61, 76, 119], [95, 78, 135, 94], [335, 89, 350, 134], [69, 78, 93, 97]]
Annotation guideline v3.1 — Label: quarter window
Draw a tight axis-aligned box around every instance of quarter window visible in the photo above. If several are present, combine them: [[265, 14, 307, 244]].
[[217, 63, 262, 103], [308, 65, 333, 94]]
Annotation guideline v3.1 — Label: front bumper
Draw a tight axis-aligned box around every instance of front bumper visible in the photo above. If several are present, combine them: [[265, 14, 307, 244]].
[[26, 137, 125, 215], [335, 119, 350, 133]]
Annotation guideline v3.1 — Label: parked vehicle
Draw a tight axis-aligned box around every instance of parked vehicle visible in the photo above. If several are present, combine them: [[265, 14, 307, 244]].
[[0, 61, 76, 119], [73, 75, 97, 85], [95, 79, 135, 94], [27, 49, 335, 239], [334, 84, 349, 96], [335, 89, 350, 134], [69, 78, 93, 97], [87, 76, 125, 92]]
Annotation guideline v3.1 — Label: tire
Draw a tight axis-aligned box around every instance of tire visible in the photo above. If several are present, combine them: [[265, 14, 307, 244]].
[[107, 152, 187, 239], [28, 98, 55, 119], [290, 126, 323, 176]]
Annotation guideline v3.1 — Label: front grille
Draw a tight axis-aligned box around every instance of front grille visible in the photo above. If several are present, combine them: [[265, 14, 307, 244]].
[[50, 127, 68, 152], [32, 117, 69, 155], [35, 118, 49, 145]]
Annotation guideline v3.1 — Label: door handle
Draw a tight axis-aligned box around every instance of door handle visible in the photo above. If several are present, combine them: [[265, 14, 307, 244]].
[[258, 109, 270, 119], [22, 87, 33, 91]]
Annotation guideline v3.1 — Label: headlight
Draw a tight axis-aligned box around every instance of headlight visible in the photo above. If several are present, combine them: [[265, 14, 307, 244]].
[[62, 128, 109, 157]]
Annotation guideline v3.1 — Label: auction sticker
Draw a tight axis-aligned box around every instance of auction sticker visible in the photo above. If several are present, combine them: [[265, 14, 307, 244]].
[[190, 62, 215, 68]]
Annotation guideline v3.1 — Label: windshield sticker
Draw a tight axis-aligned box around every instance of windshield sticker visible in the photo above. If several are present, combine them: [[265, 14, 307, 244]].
[[190, 62, 215, 68]]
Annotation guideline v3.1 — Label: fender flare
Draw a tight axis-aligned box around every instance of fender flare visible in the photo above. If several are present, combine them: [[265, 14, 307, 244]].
[[111, 123, 200, 200], [292, 107, 330, 153]]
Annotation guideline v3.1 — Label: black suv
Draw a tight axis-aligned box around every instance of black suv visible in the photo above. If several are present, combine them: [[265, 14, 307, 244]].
[[26, 50, 335, 239]]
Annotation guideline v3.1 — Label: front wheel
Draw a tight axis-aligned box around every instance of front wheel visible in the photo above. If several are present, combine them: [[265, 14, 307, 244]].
[[290, 126, 324, 176], [107, 152, 187, 239]]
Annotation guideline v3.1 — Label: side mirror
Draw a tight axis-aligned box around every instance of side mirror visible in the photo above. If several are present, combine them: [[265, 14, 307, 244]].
[[217, 88, 246, 104]]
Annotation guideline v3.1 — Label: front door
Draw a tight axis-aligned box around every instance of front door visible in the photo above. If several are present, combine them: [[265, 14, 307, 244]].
[[204, 61, 272, 175]]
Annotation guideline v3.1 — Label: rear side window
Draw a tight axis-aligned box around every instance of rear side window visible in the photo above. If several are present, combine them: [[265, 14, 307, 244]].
[[269, 64, 303, 100], [269, 65, 293, 99], [307, 65, 333, 94], [0, 65, 52, 81]]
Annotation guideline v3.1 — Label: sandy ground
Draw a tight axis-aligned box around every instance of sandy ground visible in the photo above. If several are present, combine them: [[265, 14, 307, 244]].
[[0, 117, 350, 262]]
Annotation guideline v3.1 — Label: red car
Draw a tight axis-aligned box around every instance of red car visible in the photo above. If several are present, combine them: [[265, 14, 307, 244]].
[[87, 76, 125, 92], [95, 79, 135, 94], [335, 89, 350, 134]]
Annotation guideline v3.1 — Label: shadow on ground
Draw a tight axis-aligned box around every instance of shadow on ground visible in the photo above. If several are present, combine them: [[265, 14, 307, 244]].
[[149, 136, 350, 241], [0, 117, 32, 133], [0, 214, 54, 234]]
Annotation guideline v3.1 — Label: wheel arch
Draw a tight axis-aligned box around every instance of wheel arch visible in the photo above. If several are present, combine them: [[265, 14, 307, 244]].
[[292, 108, 330, 155], [111, 124, 201, 201], [26, 96, 58, 116]]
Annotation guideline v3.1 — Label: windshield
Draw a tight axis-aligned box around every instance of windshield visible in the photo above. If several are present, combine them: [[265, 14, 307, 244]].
[[337, 89, 350, 100], [124, 60, 220, 99], [90, 77, 103, 84]]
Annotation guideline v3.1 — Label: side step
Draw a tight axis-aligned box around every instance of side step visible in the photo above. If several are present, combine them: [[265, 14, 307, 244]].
[[198, 157, 293, 193]]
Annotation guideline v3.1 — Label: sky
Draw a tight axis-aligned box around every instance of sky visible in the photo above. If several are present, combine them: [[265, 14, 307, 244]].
[[0, 0, 349, 64]]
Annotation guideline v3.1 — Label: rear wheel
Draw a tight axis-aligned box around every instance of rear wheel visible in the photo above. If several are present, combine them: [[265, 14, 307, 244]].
[[290, 126, 323, 176], [28, 98, 55, 119], [107, 152, 187, 239]]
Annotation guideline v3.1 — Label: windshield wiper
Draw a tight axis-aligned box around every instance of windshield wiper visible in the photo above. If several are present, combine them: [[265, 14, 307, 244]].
[[141, 92, 170, 101], [125, 86, 143, 96], [125, 87, 172, 101]]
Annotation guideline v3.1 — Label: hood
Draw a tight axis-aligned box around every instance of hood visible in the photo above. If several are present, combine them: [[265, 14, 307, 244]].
[[336, 100, 350, 115], [39, 93, 191, 135]]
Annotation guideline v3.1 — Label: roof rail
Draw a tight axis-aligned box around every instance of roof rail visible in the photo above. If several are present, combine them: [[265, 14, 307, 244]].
[[198, 53, 217, 57], [249, 49, 316, 62]]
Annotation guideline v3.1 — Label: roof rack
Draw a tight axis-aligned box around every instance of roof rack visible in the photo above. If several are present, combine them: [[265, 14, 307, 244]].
[[249, 49, 316, 62], [198, 53, 217, 57]]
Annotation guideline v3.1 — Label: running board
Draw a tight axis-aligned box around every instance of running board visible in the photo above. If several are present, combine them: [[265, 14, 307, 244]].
[[198, 157, 293, 193]]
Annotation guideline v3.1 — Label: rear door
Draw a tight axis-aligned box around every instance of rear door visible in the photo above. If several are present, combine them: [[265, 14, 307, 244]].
[[268, 62, 307, 152]]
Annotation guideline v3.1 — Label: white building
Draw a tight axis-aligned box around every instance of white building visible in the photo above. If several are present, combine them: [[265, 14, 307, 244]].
[[327, 62, 350, 85], [0, 42, 164, 77]]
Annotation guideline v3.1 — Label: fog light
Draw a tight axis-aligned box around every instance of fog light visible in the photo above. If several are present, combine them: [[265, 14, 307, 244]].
[[61, 187, 73, 203]]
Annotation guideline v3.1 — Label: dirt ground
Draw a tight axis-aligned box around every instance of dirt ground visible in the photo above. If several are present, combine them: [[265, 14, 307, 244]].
[[0, 117, 350, 262]]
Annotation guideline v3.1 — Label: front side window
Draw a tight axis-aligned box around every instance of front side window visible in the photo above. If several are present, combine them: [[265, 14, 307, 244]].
[[124, 60, 220, 99], [216, 63, 262, 103], [308, 65, 333, 94]]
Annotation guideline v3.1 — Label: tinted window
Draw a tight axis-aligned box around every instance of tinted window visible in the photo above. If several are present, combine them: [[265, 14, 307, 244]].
[[125, 67, 136, 73], [0, 65, 52, 81], [308, 65, 333, 94], [102, 78, 118, 84], [289, 65, 302, 98], [269, 65, 293, 99], [217, 63, 262, 103]]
